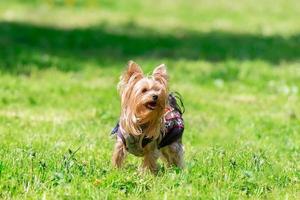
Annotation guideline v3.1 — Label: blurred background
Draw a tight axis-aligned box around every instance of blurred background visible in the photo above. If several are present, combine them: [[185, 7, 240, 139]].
[[1, 0, 299, 72]]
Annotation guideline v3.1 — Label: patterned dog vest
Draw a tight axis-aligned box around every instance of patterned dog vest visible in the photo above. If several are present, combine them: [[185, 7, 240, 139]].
[[111, 93, 184, 156]]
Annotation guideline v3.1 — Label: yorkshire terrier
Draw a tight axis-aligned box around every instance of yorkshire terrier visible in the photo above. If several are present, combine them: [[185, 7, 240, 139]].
[[111, 61, 184, 173]]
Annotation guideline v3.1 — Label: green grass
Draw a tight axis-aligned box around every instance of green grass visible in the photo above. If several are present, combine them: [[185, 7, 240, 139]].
[[0, 0, 300, 199]]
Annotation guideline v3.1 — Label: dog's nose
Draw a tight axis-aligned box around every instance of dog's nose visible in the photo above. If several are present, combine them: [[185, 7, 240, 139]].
[[152, 95, 158, 101]]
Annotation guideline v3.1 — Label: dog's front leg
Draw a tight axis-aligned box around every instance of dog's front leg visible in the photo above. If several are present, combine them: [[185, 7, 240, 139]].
[[112, 139, 126, 168], [141, 144, 159, 174], [160, 141, 184, 169]]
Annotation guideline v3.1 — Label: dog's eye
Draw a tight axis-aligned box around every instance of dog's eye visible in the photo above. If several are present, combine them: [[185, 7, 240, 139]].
[[142, 88, 147, 93]]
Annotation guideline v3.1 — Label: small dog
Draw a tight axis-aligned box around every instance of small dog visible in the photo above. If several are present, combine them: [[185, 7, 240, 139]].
[[111, 61, 184, 173]]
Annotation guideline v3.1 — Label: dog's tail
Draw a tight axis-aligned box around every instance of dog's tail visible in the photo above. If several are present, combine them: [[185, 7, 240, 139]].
[[168, 92, 185, 115]]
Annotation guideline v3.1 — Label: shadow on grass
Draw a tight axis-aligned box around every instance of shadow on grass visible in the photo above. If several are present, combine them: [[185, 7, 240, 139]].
[[0, 21, 299, 73]]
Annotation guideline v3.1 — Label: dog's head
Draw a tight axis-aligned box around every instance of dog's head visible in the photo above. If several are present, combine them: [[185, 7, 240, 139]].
[[118, 61, 168, 137]]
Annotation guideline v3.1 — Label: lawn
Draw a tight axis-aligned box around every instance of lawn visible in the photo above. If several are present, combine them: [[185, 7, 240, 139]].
[[0, 0, 300, 199]]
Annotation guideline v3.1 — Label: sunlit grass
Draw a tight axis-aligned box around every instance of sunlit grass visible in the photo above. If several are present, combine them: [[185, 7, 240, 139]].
[[0, 0, 299, 199]]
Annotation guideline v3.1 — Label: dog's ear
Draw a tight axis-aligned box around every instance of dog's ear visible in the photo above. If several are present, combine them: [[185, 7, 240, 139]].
[[153, 64, 168, 86], [124, 60, 143, 81], [118, 61, 143, 93]]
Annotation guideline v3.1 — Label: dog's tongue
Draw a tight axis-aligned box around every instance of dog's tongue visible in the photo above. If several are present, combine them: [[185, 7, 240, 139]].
[[146, 101, 157, 110], [149, 102, 156, 107]]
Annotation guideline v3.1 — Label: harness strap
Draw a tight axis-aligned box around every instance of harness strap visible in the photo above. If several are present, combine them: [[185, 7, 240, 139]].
[[111, 122, 127, 148], [141, 137, 153, 147], [117, 129, 127, 149]]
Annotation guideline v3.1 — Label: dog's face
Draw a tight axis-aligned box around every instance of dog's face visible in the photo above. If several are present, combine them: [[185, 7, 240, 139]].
[[118, 61, 168, 136]]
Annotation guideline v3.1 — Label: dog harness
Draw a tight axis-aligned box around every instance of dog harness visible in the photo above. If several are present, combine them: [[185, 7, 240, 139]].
[[111, 93, 184, 157]]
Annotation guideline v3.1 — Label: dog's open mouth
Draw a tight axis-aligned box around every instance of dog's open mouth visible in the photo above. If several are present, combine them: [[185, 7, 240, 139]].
[[145, 101, 157, 110]]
